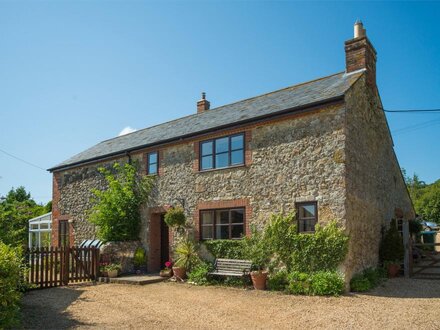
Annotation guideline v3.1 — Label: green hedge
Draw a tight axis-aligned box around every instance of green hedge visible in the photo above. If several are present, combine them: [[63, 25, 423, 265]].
[[350, 267, 386, 292], [203, 240, 246, 259], [0, 242, 23, 329]]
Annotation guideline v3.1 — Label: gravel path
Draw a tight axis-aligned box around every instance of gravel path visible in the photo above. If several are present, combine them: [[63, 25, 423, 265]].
[[22, 278, 440, 329]]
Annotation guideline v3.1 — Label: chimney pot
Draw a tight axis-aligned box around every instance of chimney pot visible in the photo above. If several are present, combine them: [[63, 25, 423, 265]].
[[354, 20, 366, 38]]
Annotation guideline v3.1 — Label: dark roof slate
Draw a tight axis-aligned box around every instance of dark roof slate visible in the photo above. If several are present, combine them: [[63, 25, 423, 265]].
[[50, 71, 363, 171]]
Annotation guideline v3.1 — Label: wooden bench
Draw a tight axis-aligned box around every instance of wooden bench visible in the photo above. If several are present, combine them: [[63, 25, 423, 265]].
[[209, 258, 252, 279]]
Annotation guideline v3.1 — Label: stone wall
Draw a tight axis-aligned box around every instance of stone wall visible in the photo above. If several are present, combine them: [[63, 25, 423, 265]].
[[52, 103, 349, 272], [343, 74, 415, 280], [100, 240, 144, 274]]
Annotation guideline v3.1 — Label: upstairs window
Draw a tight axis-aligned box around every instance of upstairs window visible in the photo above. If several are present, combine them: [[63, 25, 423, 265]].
[[200, 208, 245, 240], [296, 202, 318, 233], [200, 133, 244, 170], [147, 152, 158, 175]]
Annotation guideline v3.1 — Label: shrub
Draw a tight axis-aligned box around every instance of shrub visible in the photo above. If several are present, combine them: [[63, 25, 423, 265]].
[[133, 247, 147, 268], [380, 220, 404, 263], [350, 275, 371, 292], [350, 267, 385, 292], [203, 240, 246, 260], [188, 262, 213, 285], [174, 239, 200, 272], [88, 162, 154, 242], [243, 226, 271, 271], [0, 242, 23, 329], [286, 271, 311, 295], [267, 270, 289, 291], [164, 207, 186, 229], [309, 271, 345, 296], [290, 220, 349, 273]]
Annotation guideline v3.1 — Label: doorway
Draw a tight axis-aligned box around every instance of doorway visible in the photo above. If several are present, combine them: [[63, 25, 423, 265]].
[[160, 214, 169, 269]]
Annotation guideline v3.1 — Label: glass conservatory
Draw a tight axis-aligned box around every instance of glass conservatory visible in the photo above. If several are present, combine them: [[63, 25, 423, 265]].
[[28, 212, 52, 249]]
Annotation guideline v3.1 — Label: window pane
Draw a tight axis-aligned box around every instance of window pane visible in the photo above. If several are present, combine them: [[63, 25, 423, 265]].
[[216, 225, 229, 239], [216, 210, 229, 224], [148, 164, 157, 175], [201, 155, 213, 170], [201, 141, 213, 156], [231, 150, 244, 165], [40, 223, 49, 230], [231, 209, 244, 223], [31, 232, 39, 248], [40, 232, 51, 247], [148, 152, 157, 164], [215, 137, 229, 153], [30, 224, 38, 230], [299, 219, 316, 232], [215, 153, 229, 168], [231, 135, 244, 150], [299, 204, 316, 218], [201, 212, 214, 225], [231, 225, 244, 238], [202, 226, 213, 240]]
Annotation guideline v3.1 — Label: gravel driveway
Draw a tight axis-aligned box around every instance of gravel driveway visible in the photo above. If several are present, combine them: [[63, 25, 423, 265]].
[[22, 278, 440, 329]]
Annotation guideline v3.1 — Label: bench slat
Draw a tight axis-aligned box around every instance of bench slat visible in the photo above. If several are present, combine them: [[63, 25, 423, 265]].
[[210, 258, 252, 278]]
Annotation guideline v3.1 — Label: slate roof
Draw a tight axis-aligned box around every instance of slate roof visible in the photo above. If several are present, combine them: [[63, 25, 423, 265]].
[[49, 70, 364, 171]]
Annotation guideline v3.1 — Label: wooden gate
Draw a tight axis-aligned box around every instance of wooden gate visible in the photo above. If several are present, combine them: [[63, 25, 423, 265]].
[[25, 246, 100, 288], [403, 221, 440, 279]]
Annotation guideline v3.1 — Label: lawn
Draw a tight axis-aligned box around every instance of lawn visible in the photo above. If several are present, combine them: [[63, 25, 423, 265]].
[[22, 278, 440, 329]]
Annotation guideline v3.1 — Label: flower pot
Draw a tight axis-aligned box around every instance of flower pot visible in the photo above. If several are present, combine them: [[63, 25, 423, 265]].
[[387, 263, 400, 278], [160, 269, 173, 277], [107, 269, 118, 278], [251, 271, 268, 290], [172, 266, 186, 280]]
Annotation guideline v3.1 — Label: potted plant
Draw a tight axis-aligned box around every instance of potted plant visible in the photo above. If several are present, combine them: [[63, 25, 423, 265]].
[[160, 261, 173, 277], [102, 263, 121, 278], [172, 239, 199, 281], [133, 247, 147, 274], [244, 227, 270, 290], [164, 207, 186, 232], [380, 220, 404, 278]]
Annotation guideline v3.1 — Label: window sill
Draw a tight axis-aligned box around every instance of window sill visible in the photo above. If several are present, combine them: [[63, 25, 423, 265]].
[[198, 164, 247, 174]]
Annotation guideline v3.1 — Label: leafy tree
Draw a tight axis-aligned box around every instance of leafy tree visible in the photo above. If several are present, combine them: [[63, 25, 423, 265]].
[[415, 180, 440, 223], [88, 162, 154, 242], [0, 187, 47, 247], [403, 169, 440, 224]]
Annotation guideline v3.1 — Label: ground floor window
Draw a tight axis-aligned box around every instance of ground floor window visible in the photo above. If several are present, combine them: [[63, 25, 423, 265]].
[[296, 202, 318, 233], [59, 220, 70, 247], [200, 208, 245, 240]]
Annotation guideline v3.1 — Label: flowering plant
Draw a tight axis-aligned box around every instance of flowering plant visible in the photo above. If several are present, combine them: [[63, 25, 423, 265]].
[[164, 261, 173, 270]]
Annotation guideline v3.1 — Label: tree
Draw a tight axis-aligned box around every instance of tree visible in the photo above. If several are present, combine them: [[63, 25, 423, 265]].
[[0, 187, 47, 247], [402, 169, 440, 224]]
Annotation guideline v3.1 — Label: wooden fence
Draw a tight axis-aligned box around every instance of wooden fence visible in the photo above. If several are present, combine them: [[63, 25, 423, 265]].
[[25, 246, 100, 288]]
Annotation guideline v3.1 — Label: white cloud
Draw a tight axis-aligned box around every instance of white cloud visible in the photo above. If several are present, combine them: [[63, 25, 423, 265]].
[[118, 126, 137, 136]]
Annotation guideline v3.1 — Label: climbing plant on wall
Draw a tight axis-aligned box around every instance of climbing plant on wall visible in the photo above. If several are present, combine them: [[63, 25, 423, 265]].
[[88, 162, 154, 242]]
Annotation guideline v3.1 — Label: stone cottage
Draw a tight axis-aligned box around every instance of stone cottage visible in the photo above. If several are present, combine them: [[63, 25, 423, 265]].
[[48, 22, 414, 280]]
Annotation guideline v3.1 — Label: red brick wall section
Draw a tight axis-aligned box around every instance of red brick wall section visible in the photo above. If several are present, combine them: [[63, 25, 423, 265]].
[[51, 173, 74, 247], [193, 199, 252, 241]]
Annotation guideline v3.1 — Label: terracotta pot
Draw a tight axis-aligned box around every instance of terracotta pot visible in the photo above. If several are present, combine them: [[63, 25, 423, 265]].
[[387, 263, 400, 278], [172, 266, 186, 280], [160, 269, 173, 277], [251, 270, 268, 290], [107, 269, 118, 278]]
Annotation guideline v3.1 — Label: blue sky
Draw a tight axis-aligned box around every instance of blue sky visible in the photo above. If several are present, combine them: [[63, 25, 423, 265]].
[[0, 1, 439, 204]]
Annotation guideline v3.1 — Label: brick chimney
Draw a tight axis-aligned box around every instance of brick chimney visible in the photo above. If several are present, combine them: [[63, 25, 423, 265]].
[[345, 20, 377, 87], [197, 92, 210, 113]]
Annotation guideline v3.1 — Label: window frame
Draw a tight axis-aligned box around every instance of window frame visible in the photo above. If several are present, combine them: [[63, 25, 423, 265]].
[[199, 207, 246, 240], [146, 151, 159, 175], [296, 201, 318, 233], [58, 220, 69, 248], [199, 133, 245, 171]]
